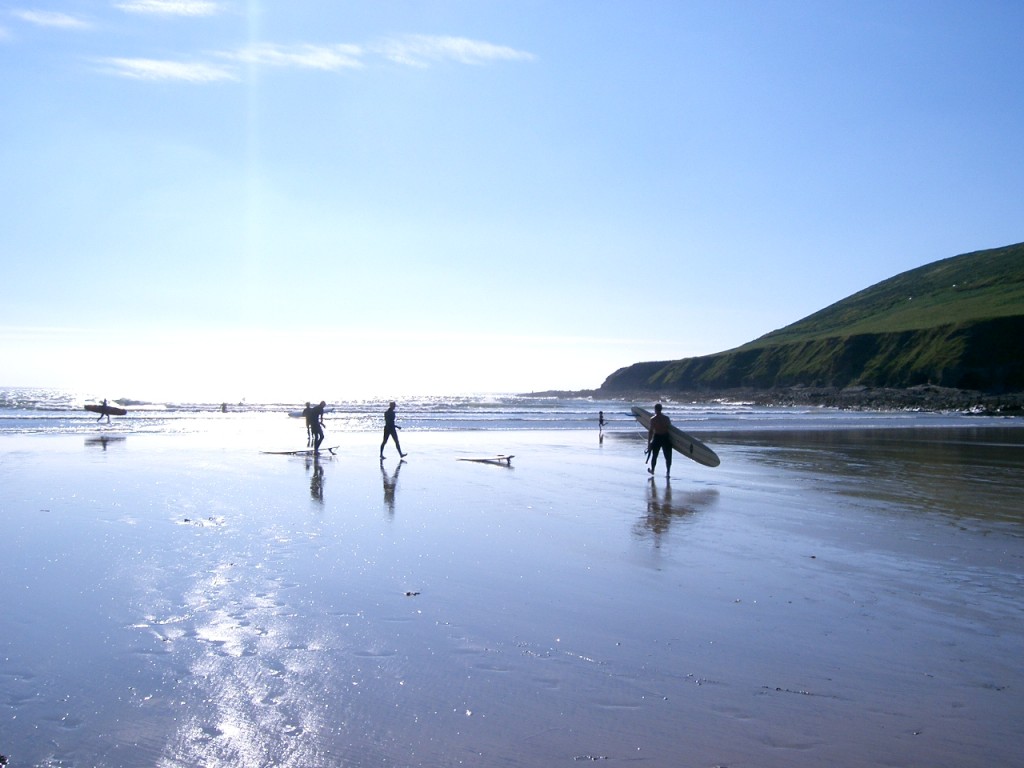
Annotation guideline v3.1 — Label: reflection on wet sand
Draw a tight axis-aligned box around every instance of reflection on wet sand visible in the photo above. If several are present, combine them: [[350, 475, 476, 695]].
[[85, 435, 126, 450], [4, 427, 1022, 767], [381, 459, 404, 516], [156, 553, 334, 766], [636, 480, 720, 542], [305, 455, 325, 504], [714, 426, 1024, 524]]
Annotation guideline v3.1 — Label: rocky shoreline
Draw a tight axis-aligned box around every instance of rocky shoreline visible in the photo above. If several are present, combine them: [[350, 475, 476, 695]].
[[531, 386, 1024, 416], [723, 385, 1024, 415]]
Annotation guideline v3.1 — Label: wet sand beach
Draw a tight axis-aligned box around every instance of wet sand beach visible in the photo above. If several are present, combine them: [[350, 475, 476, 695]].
[[1, 426, 1022, 767]]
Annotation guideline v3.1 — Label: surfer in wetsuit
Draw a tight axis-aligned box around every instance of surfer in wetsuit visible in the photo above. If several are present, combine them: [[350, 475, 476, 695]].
[[380, 401, 407, 459], [301, 402, 314, 446], [309, 401, 326, 451], [646, 403, 673, 477], [97, 399, 111, 423]]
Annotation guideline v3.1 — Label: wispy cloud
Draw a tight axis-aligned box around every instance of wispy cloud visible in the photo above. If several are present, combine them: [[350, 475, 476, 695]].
[[94, 34, 532, 82], [374, 35, 535, 67], [12, 10, 91, 29], [217, 36, 531, 72], [98, 57, 237, 82], [223, 43, 365, 71], [114, 0, 220, 15]]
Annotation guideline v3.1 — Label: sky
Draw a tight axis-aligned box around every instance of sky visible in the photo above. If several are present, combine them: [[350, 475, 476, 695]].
[[2, 1, 1023, 401]]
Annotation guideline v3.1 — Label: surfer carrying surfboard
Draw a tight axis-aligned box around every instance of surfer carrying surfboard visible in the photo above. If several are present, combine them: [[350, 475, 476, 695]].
[[646, 403, 673, 477], [380, 401, 407, 459], [309, 401, 327, 451]]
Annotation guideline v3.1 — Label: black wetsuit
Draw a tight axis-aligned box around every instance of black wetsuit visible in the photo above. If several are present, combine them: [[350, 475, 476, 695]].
[[310, 403, 325, 450], [650, 433, 672, 469], [302, 405, 314, 445], [649, 414, 673, 473], [380, 407, 403, 457]]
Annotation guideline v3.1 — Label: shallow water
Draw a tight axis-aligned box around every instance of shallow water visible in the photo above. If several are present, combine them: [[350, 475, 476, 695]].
[[1, 386, 1014, 438], [1, 426, 1022, 767]]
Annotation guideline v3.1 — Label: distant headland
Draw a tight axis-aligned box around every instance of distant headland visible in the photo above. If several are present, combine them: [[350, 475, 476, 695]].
[[537, 241, 1024, 415]]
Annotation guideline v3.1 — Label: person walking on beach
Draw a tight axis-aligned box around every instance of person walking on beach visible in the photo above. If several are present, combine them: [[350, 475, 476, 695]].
[[97, 398, 111, 423], [380, 401, 407, 459], [599, 411, 606, 431], [646, 403, 673, 477], [310, 400, 327, 451]]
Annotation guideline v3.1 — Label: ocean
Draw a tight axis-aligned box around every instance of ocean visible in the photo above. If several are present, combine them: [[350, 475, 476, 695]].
[[0, 386, 1011, 440]]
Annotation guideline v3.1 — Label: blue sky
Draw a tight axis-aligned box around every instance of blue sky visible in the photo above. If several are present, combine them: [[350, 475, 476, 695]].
[[2, 1, 1022, 401]]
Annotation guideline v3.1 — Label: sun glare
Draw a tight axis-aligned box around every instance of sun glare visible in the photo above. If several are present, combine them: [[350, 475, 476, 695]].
[[2, 326, 637, 402]]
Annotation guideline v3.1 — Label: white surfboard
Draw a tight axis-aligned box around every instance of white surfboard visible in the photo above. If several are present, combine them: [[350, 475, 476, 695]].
[[261, 446, 338, 456], [632, 406, 720, 467]]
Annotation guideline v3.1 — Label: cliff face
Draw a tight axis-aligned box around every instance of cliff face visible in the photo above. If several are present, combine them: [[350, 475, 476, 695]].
[[600, 242, 1024, 396]]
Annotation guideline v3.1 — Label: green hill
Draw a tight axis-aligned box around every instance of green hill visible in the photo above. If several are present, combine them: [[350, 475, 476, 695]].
[[600, 241, 1024, 395]]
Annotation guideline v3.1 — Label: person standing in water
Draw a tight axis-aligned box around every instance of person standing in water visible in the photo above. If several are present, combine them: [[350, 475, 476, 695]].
[[309, 400, 327, 451], [380, 401, 407, 459], [646, 403, 673, 477]]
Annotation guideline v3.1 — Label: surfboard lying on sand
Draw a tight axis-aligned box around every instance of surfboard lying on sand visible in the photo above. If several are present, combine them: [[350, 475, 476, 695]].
[[261, 446, 338, 456], [85, 404, 128, 417], [457, 455, 514, 466], [631, 406, 720, 468]]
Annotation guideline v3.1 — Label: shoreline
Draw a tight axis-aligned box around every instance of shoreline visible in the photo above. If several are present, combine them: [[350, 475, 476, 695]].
[[529, 385, 1024, 415]]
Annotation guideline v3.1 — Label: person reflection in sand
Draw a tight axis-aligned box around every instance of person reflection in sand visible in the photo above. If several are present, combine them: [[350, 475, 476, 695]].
[[306, 454, 325, 504], [381, 459, 404, 517], [636, 481, 720, 544], [643, 479, 679, 540], [85, 435, 125, 451]]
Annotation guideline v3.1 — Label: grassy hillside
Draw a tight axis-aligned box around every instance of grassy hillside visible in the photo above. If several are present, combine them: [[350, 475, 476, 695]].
[[600, 241, 1024, 395], [743, 241, 1024, 346]]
